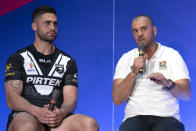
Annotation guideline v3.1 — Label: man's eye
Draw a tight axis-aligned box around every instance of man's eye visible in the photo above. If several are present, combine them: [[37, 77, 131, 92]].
[[54, 22, 58, 26], [45, 21, 50, 25], [142, 27, 147, 30], [133, 30, 137, 33]]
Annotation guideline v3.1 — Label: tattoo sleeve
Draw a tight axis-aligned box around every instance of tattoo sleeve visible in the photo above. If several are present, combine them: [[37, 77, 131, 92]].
[[6, 80, 23, 91]]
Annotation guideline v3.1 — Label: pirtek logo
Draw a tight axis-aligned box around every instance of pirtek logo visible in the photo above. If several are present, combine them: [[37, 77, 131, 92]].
[[26, 77, 62, 86]]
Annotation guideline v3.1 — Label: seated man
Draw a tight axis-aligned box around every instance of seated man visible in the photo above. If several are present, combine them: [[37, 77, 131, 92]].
[[5, 6, 99, 131], [112, 14, 191, 131]]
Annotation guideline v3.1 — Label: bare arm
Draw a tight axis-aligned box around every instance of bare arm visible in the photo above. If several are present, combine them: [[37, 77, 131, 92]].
[[43, 85, 78, 127], [5, 80, 40, 116], [112, 71, 137, 105], [112, 55, 147, 105], [5, 80, 54, 125], [169, 79, 191, 101], [147, 73, 191, 101], [59, 85, 78, 117]]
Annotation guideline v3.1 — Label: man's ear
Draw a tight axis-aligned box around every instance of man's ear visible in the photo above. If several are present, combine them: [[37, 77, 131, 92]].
[[32, 22, 37, 32], [153, 26, 157, 36]]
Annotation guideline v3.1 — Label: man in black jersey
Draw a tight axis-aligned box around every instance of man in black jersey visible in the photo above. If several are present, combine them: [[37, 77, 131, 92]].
[[5, 6, 99, 131]]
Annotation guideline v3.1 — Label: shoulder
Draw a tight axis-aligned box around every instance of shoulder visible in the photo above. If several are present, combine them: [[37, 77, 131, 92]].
[[159, 44, 181, 58], [161, 44, 177, 52], [119, 48, 138, 60], [7, 45, 31, 62], [55, 47, 77, 66], [55, 47, 75, 60], [115, 48, 138, 68]]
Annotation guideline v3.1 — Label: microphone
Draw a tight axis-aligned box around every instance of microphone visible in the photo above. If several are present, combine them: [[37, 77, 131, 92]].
[[46, 89, 60, 130], [48, 89, 60, 111], [138, 43, 144, 74]]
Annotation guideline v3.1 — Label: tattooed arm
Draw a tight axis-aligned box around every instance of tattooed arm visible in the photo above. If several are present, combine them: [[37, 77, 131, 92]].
[[5, 53, 56, 125], [5, 80, 38, 114], [5, 80, 54, 124]]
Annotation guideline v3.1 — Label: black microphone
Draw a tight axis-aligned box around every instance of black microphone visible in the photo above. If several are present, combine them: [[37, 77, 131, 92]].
[[48, 89, 60, 111], [138, 43, 144, 74]]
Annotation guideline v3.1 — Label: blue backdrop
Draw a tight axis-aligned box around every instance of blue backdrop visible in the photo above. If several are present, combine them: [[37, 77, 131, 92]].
[[0, 0, 195, 131]]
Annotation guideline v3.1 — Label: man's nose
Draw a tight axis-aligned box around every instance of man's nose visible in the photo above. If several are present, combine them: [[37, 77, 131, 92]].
[[49, 23, 56, 30], [138, 30, 143, 37]]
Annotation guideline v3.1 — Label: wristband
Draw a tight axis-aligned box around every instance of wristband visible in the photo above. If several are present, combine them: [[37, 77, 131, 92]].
[[165, 79, 175, 90]]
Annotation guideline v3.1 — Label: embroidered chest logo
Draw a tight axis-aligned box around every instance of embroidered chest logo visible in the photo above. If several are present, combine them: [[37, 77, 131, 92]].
[[159, 61, 167, 70], [27, 61, 36, 72], [55, 64, 64, 74], [30, 62, 34, 69]]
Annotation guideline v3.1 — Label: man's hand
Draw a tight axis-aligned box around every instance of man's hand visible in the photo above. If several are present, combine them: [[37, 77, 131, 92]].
[[147, 73, 170, 87], [43, 105, 64, 127], [132, 55, 147, 74], [34, 106, 54, 125]]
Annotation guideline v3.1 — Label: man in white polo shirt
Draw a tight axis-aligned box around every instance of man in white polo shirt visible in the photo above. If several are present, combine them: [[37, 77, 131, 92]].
[[112, 14, 191, 131]]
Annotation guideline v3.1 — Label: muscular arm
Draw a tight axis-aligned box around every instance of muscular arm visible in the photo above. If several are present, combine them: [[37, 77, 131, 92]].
[[5, 80, 40, 116], [112, 71, 137, 105], [59, 85, 77, 117], [112, 56, 146, 105], [44, 85, 78, 127], [58, 58, 78, 116]]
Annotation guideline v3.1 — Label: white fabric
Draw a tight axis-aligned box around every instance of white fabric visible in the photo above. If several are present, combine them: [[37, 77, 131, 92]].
[[114, 43, 190, 121]]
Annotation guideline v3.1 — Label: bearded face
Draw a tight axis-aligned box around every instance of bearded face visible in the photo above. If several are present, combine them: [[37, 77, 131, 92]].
[[33, 13, 58, 43]]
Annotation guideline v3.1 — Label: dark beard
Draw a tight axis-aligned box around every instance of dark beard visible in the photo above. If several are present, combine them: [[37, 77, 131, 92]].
[[37, 32, 57, 43]]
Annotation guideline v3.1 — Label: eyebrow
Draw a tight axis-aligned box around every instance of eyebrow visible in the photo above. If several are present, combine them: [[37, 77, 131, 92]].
[[132, 25, 147, 30], [44, 20, 58, 23]]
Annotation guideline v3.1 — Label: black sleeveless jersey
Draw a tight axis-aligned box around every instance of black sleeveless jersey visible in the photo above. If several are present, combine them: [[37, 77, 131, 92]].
[[5, 44, 78, 109]]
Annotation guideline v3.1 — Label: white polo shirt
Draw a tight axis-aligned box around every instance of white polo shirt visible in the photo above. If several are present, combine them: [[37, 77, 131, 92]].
[[114, 43, 190, 121]]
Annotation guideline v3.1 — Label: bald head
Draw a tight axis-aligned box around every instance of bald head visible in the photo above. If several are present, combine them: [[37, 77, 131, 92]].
[[131, 14, 157, 47], [132, 15, 154, 26]]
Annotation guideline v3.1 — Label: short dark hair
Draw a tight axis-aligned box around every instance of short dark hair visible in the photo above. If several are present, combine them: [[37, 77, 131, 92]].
[[32, 6, 57, 22], [133, 14, 154, 26]]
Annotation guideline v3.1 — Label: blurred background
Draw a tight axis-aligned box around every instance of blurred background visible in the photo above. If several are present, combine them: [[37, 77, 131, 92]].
[[0, 0, 195, 130]]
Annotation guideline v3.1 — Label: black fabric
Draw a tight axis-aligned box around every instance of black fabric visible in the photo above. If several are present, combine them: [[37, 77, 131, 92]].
[[119, 115, 184, 131]]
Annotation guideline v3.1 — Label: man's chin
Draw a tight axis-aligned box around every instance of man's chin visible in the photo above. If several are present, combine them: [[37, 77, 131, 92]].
[[136, 40, 145, 44], [46, 36, 57, 42], [136, 42, 145, 46], [44, 38, 56, 43]]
